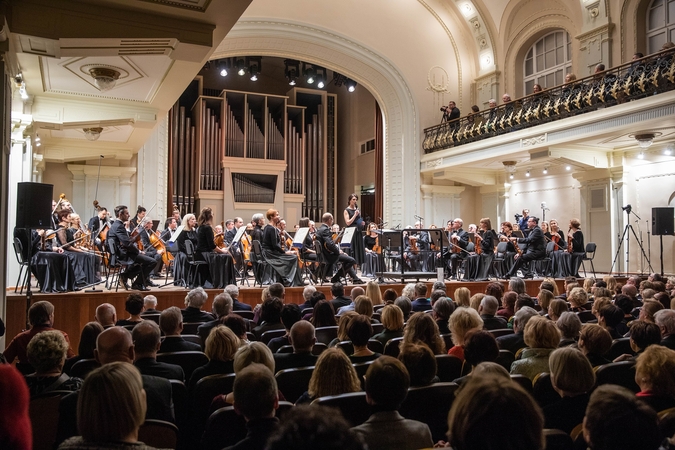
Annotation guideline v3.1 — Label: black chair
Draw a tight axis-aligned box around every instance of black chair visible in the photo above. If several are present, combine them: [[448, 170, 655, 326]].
[[142, 313, 161, 324], [181, 322, 202, 335], [367, 339, 384, 353], [250, 240, 273, 287], [581, 243, 597, 278], [533, 241, 555, 278], [191, 373, 236, 436], [607, 337, 634, 360], [12, 237, 31, 294], [497, 350, 516, 371], [169, 380, 190, 448], [138, 419, 178, 450], [435, 354, 463, 382], [399, 382, 460, 442], [544, 429, 574, 450], [106, 237, 135, 291], [29, 390, 74, 450], [576, 310, 596, 323], [69, 358, 100, 379], [353, 361, 374, 387], [157, 351, 209, 381], [489, 328, 514, 338], [532, 372, 560, 408], [312, 342, 328, 355], [315, 326, 338, 345], [180, 334, 202, 346], [277, 344, 293, 353], [202, 402, 293, 450], [510, 374, 533, 393], [383, 337, 403, 357], [246, 331, 256, 342], [312, 392, 371, 427], [490, 241, 509, 279], [184, 240, 208, 288], [261, 329, 286, 344], [658, 407, 675, 440], [314, 239, 344, 284], [595, 361, 639, 392], [275, 366, 315, 403], [233, 310, 255, 320], [441, 333, 454, 351], [371, 322, 384, 335]]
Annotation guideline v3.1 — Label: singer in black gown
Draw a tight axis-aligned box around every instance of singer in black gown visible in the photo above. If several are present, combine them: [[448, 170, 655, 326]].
[[343, 193, 365, 267]]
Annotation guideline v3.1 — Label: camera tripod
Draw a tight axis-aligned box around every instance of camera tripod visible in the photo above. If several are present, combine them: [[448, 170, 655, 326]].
[[610, 205, 653, 275]]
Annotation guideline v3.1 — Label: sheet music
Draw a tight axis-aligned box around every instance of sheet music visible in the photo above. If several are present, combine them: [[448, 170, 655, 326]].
[[169, 225, 184, 242], [341, 227, 356, 248], [293, 227, 309, 248]]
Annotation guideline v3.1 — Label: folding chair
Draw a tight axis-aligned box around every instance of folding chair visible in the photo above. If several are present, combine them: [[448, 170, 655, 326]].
[[275, 366, 315, 403], [157, 351, 208, 380], [581, 243, 597, 278], [184, 240, 208, 288], [12, 237, 31, 294]]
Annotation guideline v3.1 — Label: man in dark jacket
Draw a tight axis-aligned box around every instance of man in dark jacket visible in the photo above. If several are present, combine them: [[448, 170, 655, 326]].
[[496, 307, 538, 354], [132, 321, 185, 382], [109, 205, 155, 291], [505, 216, 546, 279], [273, 321, 318, 371], [159, 306, 202, 353], [315, 213, 363, 284], [478, 296, 508, 330]]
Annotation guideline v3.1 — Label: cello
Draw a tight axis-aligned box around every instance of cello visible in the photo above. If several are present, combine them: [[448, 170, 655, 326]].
[[149, 230, 174, 266]]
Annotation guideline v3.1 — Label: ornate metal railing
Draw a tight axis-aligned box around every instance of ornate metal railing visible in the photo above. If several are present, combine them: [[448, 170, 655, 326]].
[[423, 47, 675, 153]]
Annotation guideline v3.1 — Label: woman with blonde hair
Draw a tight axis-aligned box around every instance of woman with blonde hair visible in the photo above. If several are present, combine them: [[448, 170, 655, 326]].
[[403, 312, 445, 355], [542, 277, 560, 296], [537, 289, 554, 316], [296, 347, 361, 404], [401, 283, 416, 301], [58, 362, 148, 448], [372, 304, 404, 346], [602, 275, 617, 295], [469, 293, 485, 311], [510, 315, 560, 381], [635, 345, 675, 412], [188, 325, 240, 388], [454, 287, 471, 308], [354, 295, 379, 323], [447, 307, 483, 361], [365, 281, 383, 305], [547, 299, 568, 322]]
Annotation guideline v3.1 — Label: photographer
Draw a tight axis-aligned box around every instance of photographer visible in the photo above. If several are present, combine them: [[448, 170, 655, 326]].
[[441, 101, 460, 124], [516, 209, 530, 237]]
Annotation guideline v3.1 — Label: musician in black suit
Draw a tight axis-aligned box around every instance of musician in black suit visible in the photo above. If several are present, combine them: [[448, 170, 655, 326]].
[[250, 213, 265, 243], [315, 213, 364, 284], [505, 216, 546, 279], [87, 207, 109, 247], [440, 218, 470, 279], [139, 219, 163, 281], [109, 205, 156, 291]]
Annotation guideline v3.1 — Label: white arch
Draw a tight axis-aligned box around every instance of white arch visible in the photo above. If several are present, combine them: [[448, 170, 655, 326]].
[[213, 19, 420, 225]]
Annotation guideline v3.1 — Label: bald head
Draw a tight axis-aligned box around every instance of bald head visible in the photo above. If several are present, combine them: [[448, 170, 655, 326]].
[[289, 320, 316, 353], [95, 303, 117, 328], [351, 287, 365, 301], [95, 327, 134, 365]]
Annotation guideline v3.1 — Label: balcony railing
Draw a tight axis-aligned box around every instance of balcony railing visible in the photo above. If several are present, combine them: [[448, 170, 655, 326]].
[[423, 47, 675, 153]]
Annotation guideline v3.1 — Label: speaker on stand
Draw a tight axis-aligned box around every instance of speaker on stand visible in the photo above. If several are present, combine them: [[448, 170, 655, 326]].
[[652, 207, 675, 277], [16, 182, 54, 327]]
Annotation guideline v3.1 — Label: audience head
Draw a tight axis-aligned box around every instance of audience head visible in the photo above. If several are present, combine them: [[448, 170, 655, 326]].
[[485, 282, 504, 303], [655, 309, 675, 337], [77, 362, 146, 444], [184, 287, 208, 309], [350, 286, 365, 301], [433, 297, 455, 322], [212, 292, 233, 318], [354, 296, 374, 318], [447, 375, 544, 450], [267, 283, 285, 300], [524, 315, 560, 349], [381, 304, 404, 332], [331, 282, 345, 298], [383, 288, 398, 304], [233, 341, 274, 374], [394, 296, 412, 320], [219, 314, 247, 340], [310, 290, 327, 307], [629, 320, 661, 352], [469, 293, 485, 311], [364, 356, 410, 410], [430, 289, 446, 305], [537, 289, 554, 312], [308, 347, 361, 399], [635, 345, 675, 398], [463, 329, 499, 367], [414, 282, 428, 299], [471, 361, 511, 380], [578, 324, 612, 357], [302, 285, 317, 303], [397, 343, 437, 387], [433, 281, 447, 293], [233, 364, 278, 421], [205, 326, 240, 362], [401, 283, 416, 300], [266, 404, 365, 450], [478, 295, 499, 316], [125, 294, 144, 317], [27, 301, 54, 328], [622, 284, 638, 298], [515, 294, 536, 311], [143, 295, 157, 311], [365, 281, 382, 305], [583, 385, 659, 450], [509, 277, 526, 295], [78, 321, 104, 359], [261, 297, 284, 324], [501, 291, 517, 313], [347, 315, 373, 348], [312, 300, 337, 328], [548, 299, 568, 321], [0, 365, 32, 449], [598, 304, 624, 329], [513, 306, 539, 334], [280, 303, 302, 331], [159, 306, 183, 336], [131, 321, 161, 356], [403, 312, 445, 354], [95, 327, 134, 364], [556, 311, 582, 341], [454, 287, 471, 308], [27, 330, 69, 375], [639, 300, 663, 322], [549, 347, 595, 396], [568, 287, 588, 309], [224, 284, 240, 299], [336, 311, 358, 342], [449, 307, 483, 346], [289, 320, 316, 353]]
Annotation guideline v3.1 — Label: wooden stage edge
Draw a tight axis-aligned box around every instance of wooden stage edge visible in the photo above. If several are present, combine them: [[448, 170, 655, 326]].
[[5, 278, 612, 352]]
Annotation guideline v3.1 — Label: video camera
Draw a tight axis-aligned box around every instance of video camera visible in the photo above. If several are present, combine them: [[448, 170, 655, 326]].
[[514, 213, 523, 222]]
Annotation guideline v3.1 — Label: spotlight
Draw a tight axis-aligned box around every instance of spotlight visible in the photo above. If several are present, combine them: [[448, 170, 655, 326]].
[[665, 146, 673, 156], [247, 57, 261, 82], [543, 167, 548, 174], [289, 78, 297, 86], [346, 78, 357, 92], [509, 173, 514, 180], [304, 64, 316, 84], [317, 79, 325, 88], [565, 165, 571, 171], [217, 60, 228, 77], [638, 151, 644, 159], [284, 59, 300, 87], [315, 67, 327, 89], [19, 81, 28, 100], [34, 135, 40, 142], [235, 58, 246, 76], [525, 170, 530, 177]]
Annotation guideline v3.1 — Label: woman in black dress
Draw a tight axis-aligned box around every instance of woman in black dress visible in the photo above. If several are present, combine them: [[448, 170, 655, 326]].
[[496, 221, 517, 278], [343, 193, 365, 267], [465, 218, 495, 281], [196, 207, 235, 288], [55, 210, 98, 288], [362, 222, 382, 277], [566, 218, 585, 278], [175, 213, 202, 286], [548, 219, 568, 277]]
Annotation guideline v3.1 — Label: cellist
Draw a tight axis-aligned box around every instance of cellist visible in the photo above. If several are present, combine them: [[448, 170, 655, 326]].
[[139, 218, 164, 283]]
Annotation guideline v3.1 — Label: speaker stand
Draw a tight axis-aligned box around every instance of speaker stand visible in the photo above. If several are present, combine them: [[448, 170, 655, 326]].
[[660, 235, 664, 277]]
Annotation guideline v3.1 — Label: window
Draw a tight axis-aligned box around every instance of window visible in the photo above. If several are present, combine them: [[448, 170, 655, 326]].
[[360, 138, 375, 154], [523, 30, 572, 94], [647, 0, 675, 54]]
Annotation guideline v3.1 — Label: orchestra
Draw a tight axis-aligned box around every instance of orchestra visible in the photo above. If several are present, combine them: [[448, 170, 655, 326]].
[[15, 195, 592, 292]]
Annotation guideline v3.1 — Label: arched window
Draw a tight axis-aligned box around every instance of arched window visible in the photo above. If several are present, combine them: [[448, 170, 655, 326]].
[[647, 0, 675, 54], [523, 30, 571, 94]]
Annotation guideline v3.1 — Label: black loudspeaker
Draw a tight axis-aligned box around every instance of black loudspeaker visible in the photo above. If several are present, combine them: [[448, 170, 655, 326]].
[[652, 207, 675, 236], [16, 182, 53, 229]]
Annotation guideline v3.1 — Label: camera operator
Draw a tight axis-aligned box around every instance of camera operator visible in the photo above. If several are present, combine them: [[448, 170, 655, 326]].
[[517, 209, 530, 237], [440, 101, 460, 125]]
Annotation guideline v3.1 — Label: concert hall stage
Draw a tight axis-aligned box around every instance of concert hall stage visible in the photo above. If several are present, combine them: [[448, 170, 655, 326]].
[[6, 278, 572, 351]]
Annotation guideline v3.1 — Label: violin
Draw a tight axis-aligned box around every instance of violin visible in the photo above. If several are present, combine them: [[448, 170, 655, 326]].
[[241, 233, 252, 266], [567, 228, 574, 254], [372, 235, 382, 254], [474, 233, 482, 255], [451, 233, 461, 253], [551, 234, 560, 252], [409, 235, 419, 255], [214, 231, 225, 249]]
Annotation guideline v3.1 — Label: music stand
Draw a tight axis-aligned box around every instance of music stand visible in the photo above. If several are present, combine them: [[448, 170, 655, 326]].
[[381, 230, 402, 273]]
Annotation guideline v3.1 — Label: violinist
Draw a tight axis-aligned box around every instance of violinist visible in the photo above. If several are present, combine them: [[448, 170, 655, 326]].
[[139, 219, 163, 283], [225, 217, 245, 270], [171, 207, 182, 226], [197, 207, 230, 255], [440, 218, 469, 280], [362, 222, 383, 278], [540, 221, 552, 240], [66, 213, 90, 252], [299, 217, 318, 273], [129, 205, 146, 230], [160, 217, 178, 242], [250, 213, 265, 243], [464, 218, 495, 281], [109, 205, 156, 291], [261, 209, 303, 287], [567, 218, 585, 278], [196, 207, 237, 288], [316, 212, 364, 284], [548, 219, 568, 278], [88, 207, 109, 248], [497, 221, 518, 278], [504, 216, 546, 279]]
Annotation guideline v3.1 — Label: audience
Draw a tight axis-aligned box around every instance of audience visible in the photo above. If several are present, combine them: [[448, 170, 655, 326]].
[[447, 307, 483, 361], [365, 280, 383, 305], [614, 320, 661, 362], [411, 282, 431, 312], [347, 315, 379, 363], [158, 306, 202, 353], [354, 295, 379, 324], [273, 320, 318, 371], [296, 347, 360, 404], [95, 303, 117, 329], [115, 294, 145, 327], [478, 295, 508, 330], [655, 309, 675, 350], [454, 330, 499, 384], [252, 297, 285, 340], [432, 297, 454, 334], [372, 304, 404, 346], [597, 304, 625, 339], [141, 294, 160, 315], [132, 321, 185, 381], [510, 315, 560, 381], [0, 364, 32, 450], [197, 292, 234, 344], [64, 321, 104, 374], [310, 300, 337, 328], [351, 356, 433, 450], [568, 287, 589, 312], [402, 312, 445, 355], [635, 344, 675, 413], [336, 287, 365, 316], [547, 298, 568, 321], [578, 324, 613, 367], [329, 282, 352, 311], [267, 304, 302, 353], [454, 287, 471, 308], [394, 296, 412, 320], [219, 313, 250, 345], [544, 347, 595, 434], [556, 311, 582, 346], [181, 287, 215, 323], [189, 325, 239, 389], [329, 311, 358, 347], [397, 343, 438, 386], [25, 330, 83, 395], [497, 291, 517, 319], [225, 284, 252, 311], [496, 306, 538, 355]]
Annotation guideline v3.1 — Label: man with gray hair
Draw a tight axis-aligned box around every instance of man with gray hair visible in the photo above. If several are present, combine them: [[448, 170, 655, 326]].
[[225, 284, 252, 311], [141, 295, 160, 315], [181, 287, 215, 323], [250, 213, 265, 243], [299, 285, 317, 310], [95, 303, 117, 329], [655, 309, 675, 350], [198, 292, 235, 345], [159, 306, 201, 353], [496, 306, 538, 354], [132, 321, 184, 382], [337, 286, 365, 315], [479, 295, 508, 330]]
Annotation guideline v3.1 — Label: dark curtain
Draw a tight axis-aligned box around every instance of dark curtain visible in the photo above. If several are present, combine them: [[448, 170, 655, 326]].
[[374, 102, 384, 222]]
